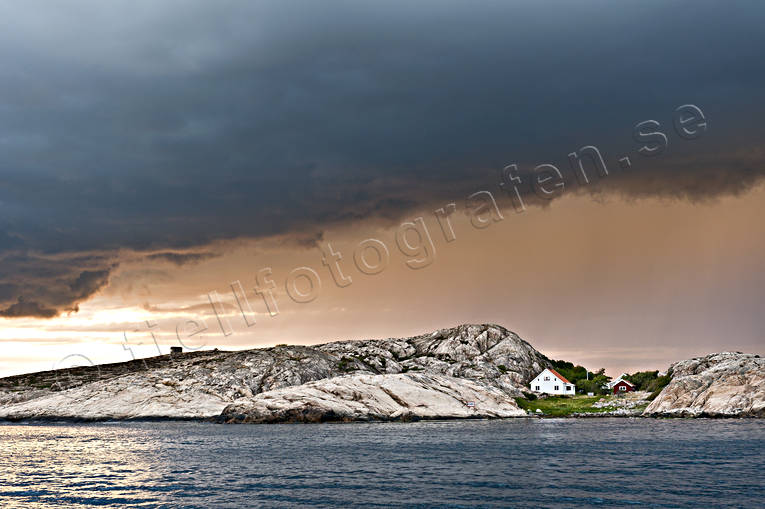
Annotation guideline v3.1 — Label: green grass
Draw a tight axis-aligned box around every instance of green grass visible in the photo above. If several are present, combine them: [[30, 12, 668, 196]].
[[515, 395, 613, 416]]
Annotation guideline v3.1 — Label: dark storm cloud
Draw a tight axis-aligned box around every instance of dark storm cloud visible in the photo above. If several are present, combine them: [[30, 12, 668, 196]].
[[0, 299, 58, 319], [146, 251, 219, 266], [0, 250, 117, 317], [1, 0, 764, 316]]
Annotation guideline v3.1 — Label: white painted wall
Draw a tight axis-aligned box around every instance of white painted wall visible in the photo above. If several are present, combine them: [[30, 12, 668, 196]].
[[529, 369, 575, 395]]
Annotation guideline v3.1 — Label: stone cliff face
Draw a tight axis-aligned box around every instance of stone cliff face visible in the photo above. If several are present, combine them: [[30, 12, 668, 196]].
[[318, 324, 549, 394], [644, 352, 765, 417], [220, 373, 527, 423], [5, 326, 759, 422], [0, 324, 547, 421]]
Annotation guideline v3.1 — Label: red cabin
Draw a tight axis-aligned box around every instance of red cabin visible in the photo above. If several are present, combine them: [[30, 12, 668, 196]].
[[612, 379, 635, 394]]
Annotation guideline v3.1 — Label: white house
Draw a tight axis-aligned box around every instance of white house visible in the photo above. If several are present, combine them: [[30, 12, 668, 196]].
[[530, 368, 575, 395]]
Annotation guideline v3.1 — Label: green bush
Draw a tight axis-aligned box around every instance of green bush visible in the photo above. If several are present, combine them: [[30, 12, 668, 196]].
[[646, 374, 671, 392], [576, 378, 609, 396], [550, 360, 611, 394], [625, 370, 659, 391], [337, 356, 354, 372], [550, 359, 587, 384], [646, 374, 672, 399]]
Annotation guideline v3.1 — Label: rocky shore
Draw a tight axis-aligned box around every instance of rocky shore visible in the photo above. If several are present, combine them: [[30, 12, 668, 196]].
[[587, 391, 651, 417], [219, 373, 526, 423], [0, 324, 545, 422], [644, 352, 764, 417], [0, 325, 761, 422]]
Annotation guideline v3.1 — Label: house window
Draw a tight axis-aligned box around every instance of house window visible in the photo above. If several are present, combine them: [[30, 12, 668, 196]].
[[619, 385, 626, 391], [535, 386, 540, 391], [554, 385, 559, 391], [566, 386, 571, 391], [544, 376, 550, 381]]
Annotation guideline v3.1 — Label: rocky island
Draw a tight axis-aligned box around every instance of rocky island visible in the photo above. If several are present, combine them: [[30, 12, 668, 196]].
[[0, 324, 762, 422], [644, 352, 764, 417]]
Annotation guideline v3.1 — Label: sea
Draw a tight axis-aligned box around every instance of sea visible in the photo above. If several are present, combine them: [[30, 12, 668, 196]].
[[0, 418, 762, 508]]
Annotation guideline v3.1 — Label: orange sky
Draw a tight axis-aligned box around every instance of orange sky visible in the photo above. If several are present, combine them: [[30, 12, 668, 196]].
[[3, 184, 763, 378]]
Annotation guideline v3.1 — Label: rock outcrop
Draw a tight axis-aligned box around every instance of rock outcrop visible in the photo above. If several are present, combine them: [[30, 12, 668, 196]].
[[0, 324, 547, 421], [318, 323, 549, 395], [6, 326, 758, 422], [644, 352, 765, 417], [588, 391, 651, 416], [0, 372, 231, 420], [220, 373, 526, 423]]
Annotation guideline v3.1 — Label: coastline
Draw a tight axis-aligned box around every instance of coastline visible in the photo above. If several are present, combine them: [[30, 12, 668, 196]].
[[4, 413, 764, 425], [1, 325, 762, 423]]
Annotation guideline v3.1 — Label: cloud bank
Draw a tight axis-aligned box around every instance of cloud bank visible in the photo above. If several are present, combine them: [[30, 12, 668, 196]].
[[1, 1, 764, 316]]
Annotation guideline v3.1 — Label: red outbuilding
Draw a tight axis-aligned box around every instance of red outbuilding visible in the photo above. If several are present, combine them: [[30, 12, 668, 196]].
[[612, 379, 635, 394]]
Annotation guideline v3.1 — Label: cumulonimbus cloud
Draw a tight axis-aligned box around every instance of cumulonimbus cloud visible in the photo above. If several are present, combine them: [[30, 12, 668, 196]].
[[1, 1, 764, 317]]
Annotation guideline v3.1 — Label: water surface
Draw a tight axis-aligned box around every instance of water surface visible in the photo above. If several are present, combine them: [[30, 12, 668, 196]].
[[1, 419, 762, 508]]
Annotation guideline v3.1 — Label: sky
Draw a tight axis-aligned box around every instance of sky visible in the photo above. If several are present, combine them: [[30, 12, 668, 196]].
[[1, 1, 764, 377]]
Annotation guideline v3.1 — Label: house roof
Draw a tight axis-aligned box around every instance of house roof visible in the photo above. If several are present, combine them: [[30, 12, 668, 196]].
[[547, 368, 571, 384], [613, 378, 635, 387]]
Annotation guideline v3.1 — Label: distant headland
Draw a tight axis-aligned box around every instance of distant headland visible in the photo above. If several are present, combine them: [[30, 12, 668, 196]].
[[0, 324, 762, 422]]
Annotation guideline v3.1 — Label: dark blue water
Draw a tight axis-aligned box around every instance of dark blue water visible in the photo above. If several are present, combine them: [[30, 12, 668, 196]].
[[0, 419, 762, 508]]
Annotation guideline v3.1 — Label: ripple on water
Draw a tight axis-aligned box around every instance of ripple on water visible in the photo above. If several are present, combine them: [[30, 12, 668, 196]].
[[0, 419, 763, 508]]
